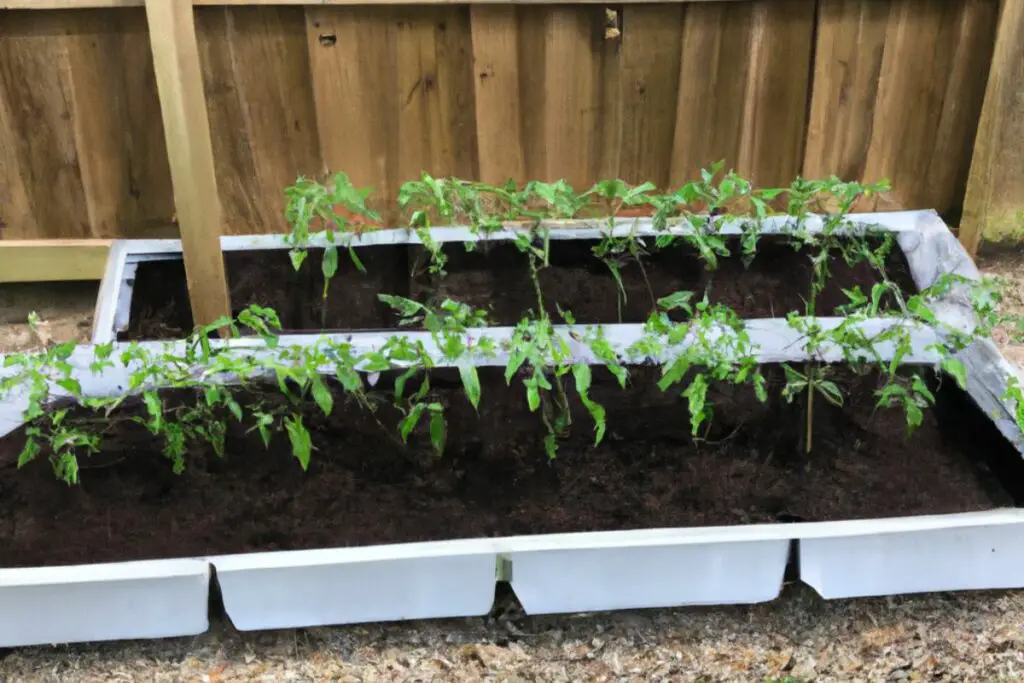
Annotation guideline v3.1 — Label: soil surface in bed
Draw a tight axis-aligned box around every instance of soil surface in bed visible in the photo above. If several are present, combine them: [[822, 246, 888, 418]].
[[0, 365, 1017, 568], [120, 236, 918, 340]]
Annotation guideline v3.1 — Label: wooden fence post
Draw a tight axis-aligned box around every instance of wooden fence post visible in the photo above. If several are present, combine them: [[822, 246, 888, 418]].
[[959, 0, 1024, 257], [144, 0, 231, 328]]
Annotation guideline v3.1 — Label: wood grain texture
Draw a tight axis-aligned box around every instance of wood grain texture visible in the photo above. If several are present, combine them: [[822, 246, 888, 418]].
[[197, 6, 322, 235], [307, 6, 476, 223], [470, 5, 524, 184], [960, 0, 1024, 254], [0, 240, 111, 283], [736, 0, 816, 187], [669, 2, 753, 186], [616, 5, 683, 189], [6, 0, 757, 9], [806, 0, 998, 214], [0, 9, 172, 240], [145, 0, 230, 326]]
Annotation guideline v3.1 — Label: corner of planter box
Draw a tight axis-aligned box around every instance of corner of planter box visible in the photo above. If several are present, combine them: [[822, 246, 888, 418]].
[[0, 559, 211, 648], [209, 542, 500, 631], [798, 509, 1024, 599]]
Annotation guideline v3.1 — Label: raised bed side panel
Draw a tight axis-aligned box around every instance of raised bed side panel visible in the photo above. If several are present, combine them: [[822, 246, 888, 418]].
[[505, 539, 790, 615], [211, 546, 498, 630], [799, 511, 1024, 599], [0, 560, 210, 648]]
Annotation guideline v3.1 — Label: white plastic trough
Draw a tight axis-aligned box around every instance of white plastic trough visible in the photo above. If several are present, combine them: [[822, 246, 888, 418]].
[[1, 210, 1023, 647]]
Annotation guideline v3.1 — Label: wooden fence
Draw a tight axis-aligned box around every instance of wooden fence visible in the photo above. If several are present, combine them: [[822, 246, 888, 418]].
[[0, 0, 1021, 322]]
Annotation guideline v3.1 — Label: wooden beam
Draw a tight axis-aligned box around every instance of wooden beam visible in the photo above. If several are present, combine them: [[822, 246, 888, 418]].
[[0, 240, 112, 284], [6, 0, 756, 8], [144, 0, 231, 328], [960, 0, 1024, 257]]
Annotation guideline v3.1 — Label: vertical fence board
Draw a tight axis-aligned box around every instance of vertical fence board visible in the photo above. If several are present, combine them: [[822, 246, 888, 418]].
[[802, 0, 889, 189], [960, 0, 1024, 253], [616, 5, 683, 189], [518, 6, 613, 189], [862, 0, 997, 213], [470, 6, 524, 185], [197, 6, 322, 235], [307, 7, 395, 220], [307, 6, 475, 224], [807, 0, 998, 214], [393, 8, 478, 193], [669, 2, 754, 186], [736, 0, 816, 187], [0, 10, 172, 242]]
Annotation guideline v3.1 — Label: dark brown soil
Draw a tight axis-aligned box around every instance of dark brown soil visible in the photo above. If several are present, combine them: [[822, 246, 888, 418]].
[[120, 236, 917, 340], [0, 365, 1015, 569]]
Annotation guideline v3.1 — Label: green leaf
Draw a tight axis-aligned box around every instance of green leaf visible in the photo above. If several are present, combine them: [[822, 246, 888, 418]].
[[683, 373, 709, 435], [322, 245, 339, 282], [816, 380, 845, 407], [399, 403, 428, 442], [428, 405, 446, 456], [55, 378, 82, 397], [311, 376, 334, 416], [459, 364, 481, 410], [525, 379, 541, 412], [289, 248, 307, 271], [941, 357, 968, 390], [572, 363, 592, 395], [285, 415, 313, 470], [17, 437, 40, 468], [657, 290, 694, 312]]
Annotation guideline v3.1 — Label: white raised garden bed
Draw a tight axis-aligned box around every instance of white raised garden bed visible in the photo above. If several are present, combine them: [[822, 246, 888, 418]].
[[2, 209, 1023, 647]]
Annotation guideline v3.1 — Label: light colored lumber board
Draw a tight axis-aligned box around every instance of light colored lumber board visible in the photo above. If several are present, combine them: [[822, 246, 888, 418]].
[[0, 240, 112, 283], [144, 0, 231, 327], [196, 6, 323, 235], [960, 0, 1024, 255]]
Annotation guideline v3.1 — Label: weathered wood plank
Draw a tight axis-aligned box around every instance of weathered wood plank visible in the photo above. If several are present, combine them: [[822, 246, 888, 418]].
[[307, 6, 475, 224], [736, 0, 816, 187], [196, 6, 322, 235], [0, 10, 173, 241], [960, 0, 1024, 254], [470, 5, 524, 185], [862, 0, 998, 213], [616, 5, 683, 189], [145, 0, 231, 326], [802, 0, 889, 188]]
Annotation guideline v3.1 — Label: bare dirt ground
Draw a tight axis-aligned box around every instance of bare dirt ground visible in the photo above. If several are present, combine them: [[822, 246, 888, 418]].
[[2, 248, 1024, 682]]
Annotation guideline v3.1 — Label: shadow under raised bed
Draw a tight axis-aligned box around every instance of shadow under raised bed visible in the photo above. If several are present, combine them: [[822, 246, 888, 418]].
[[118, 235, 917, 341], [1, 364, 1018, 569]]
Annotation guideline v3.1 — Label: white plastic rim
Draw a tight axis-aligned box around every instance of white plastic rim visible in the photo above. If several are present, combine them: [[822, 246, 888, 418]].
[[91, 209, 963, 345]]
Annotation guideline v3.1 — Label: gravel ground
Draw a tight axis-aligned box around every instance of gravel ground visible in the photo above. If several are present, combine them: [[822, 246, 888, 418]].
[[2, 248, 1024, 683]]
